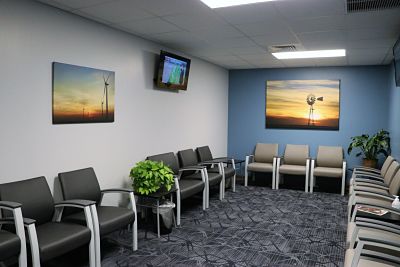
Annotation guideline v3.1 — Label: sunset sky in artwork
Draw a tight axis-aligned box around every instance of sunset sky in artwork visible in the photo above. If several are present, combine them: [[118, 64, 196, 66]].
[[53, 63, 115, 119], [266, 80, 340, 128]]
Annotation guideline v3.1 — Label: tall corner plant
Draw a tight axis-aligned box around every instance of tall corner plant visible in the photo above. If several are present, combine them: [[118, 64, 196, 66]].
[[347, 130, 391, 164], [130, 160, 174, 195]]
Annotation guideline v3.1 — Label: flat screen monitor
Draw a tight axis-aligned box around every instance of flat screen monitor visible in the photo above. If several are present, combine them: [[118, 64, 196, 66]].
[[156, 51, 191, 90], [394, 37, 400, 87]]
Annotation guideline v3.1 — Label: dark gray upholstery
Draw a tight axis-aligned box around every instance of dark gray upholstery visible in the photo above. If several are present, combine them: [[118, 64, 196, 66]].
[[58, 168, 135, 236], [63, 206, 134, 235], [196, 146, 213, 162], [147, 152, 205, 200], [58, 168, 102, 204], [0, 177, 92, 263], [0, 177, 54, 225], [36, 222, 90, 261], [196, 146, 235, 188], [179, 179, 205, 200], [147, 152, 180, 175], [178, 149, 223, 188], [0, 230, 20, 261]]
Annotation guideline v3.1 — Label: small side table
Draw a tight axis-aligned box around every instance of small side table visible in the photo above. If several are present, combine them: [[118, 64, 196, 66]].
[[136, 188, 177, 238]]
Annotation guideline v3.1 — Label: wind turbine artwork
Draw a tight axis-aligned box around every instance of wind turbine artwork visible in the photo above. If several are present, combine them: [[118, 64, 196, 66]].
[[306, 94, 323, 126], [52, 62, 115, 124]]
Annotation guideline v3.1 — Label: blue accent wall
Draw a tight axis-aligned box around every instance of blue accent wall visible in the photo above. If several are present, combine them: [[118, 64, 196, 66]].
[[388, 62, 400, 159], [228, 66, 390, 169]]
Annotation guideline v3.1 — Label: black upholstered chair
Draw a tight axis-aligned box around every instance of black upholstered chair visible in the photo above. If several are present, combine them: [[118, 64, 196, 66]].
[[0, 201, 27, 267], [178, 149, 223, 208], [58, 167, 137, 266], [147, 152, 207, 226], [0, 177, 96, 267], [196, 145, 236, 192]]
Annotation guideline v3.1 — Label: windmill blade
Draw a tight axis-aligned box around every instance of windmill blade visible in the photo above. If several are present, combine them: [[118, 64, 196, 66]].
[[317, 97, 324, 101], [105, 73, 111, 83]]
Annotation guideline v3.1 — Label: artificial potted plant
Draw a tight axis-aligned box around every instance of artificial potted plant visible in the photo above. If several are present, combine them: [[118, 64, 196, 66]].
[[130, 160, 175, 195], [347, 129, 391, 168]]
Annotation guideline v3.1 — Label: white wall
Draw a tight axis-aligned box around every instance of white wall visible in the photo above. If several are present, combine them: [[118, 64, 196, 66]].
[[0, 0, 229, 200]]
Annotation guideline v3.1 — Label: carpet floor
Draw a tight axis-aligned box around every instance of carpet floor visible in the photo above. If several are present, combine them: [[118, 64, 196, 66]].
[[47, 185, 348, 267]]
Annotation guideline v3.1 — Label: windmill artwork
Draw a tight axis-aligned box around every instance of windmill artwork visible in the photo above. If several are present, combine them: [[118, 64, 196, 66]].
[[52, 62, 115, 124], [266, 80, 340, 130]]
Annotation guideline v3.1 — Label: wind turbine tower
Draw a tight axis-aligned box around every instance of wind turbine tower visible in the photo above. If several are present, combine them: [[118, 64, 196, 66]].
[[306, 94, 323, 126]]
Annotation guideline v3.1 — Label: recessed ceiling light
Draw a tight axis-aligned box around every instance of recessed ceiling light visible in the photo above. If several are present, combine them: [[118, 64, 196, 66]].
[[200, 0, 277, 8], [272, 49, 346, 59]]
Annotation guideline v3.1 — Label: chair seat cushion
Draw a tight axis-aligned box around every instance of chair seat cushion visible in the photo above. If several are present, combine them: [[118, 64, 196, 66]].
[[187, 172, 222, 186], [352, 186, 389, 195], [64, 206, 135, 236], [314, 167, 343, 177], [208, 166, 235, 178], [0, 230, 20, 261], [179, 178, 205, 200], [36, 222, 91, 261], [279, 164, 306, 175], [344, 249, 394, 267], [247, 162, 273, 173]]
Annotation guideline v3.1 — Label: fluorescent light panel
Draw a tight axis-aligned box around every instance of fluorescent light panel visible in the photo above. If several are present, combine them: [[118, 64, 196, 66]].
[[200, 0, 276, 8], [272, 49, 346, 59]]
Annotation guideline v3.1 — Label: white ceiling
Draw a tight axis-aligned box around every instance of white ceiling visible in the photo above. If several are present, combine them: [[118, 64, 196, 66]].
[[36, 0, 400, 69]]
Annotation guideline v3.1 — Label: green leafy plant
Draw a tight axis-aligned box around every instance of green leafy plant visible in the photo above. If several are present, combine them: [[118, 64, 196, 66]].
[[130, 160, 174, 195], [347, 130, 391, 160]]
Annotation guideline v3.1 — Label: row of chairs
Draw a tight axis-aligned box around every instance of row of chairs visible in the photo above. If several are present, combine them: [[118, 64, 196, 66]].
[[345, 156, 400, 266], [0, 168, 137, 267], [245, 143, 347, 195], [147, 145, 236, 226]]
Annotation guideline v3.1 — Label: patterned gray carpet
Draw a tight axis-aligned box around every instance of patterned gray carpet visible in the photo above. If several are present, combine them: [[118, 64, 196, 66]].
[[47, 185, 348, 267]]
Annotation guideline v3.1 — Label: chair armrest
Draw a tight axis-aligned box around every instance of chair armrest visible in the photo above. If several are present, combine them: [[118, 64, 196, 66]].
[[354, 190, 394, 201], [0, 201, 22, 210], [356, 217, 400, 232], [358, 230, 400, 248], [245, 155, 254, 165], [0, 217, 34, 226], [213, 157, 233, 161], [353, 182, 389, 191], [354, 178, 385, 185], [354, 172, 382, 179], [54, 199, 96, 208], [179, 166, 206, 172], [101, 188, 134, 194], [353, 166, 380, 174]]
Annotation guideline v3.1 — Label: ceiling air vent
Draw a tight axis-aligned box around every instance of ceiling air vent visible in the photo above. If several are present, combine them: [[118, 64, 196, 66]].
[[268, 44, 298, 53], [346, 0, 400, 13]]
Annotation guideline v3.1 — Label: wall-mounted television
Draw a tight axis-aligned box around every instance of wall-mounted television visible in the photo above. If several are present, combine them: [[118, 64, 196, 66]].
[[394, 36, 400, 87], [156, 50, 191, 90]]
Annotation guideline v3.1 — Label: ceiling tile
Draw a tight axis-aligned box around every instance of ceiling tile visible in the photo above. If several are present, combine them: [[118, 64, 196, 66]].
[[228, 46, 266, 55], [214, 2, 279, 25], [273, 0, 345, 20], [136, 0, 209, 16], [298, 30, 346, 48], [79, 0, 153, 24], [290, 16, 346, 34], [118, 17, 182, 35], [347, 48, 389, 65], [51, 0, 113, 10], [250, 34, 299, 48], [235, 19, 293, 37], [192, 26, 245, 41], [163, 11, 227, 31], [209, 37, 257, 49]]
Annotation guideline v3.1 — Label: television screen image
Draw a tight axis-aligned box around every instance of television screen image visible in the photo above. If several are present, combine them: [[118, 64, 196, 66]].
[[161, 56, 187, 85], [156, 51, 191, 90]]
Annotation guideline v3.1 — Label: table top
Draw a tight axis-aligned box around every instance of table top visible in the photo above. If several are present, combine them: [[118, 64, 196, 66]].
[[357, 210, 400, 225]]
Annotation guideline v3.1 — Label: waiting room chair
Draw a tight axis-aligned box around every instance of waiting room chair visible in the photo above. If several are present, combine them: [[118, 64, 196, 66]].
[[178, 149, 223, 208], [0, 177, 97, 267], [196, 145, 236, 192], [276, 144, 310, 192], [350, 155, 394, 185], [58, 167, 137, 267], [147, 152, 207, 226], [0, 201, 26, 267], [310, 146, 346, 195], [348, 164, 400, 222], [350, 160, 398, 194], [245, 143, 278, 188], [344, 224, 400, 267]]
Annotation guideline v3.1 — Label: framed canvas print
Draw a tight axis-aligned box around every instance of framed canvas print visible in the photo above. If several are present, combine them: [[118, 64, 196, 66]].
[[52, 62, 115, 124], [266, 80, 340, 130]]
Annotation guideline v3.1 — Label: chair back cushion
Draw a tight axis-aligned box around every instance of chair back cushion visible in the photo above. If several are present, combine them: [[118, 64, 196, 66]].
[[0, 177, 54, 225], [389, 168, 400, 195], [316, 146, 343, 168], [384, 161, 400, 185], [58, 167, 102, 204], [381, 156, 395, 176], [147, 152, 180, 175], [178, 149, 199, 176], [196, 146, 213, 162], [283, 144, 309, 165], [254, 143, 278, 163]]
